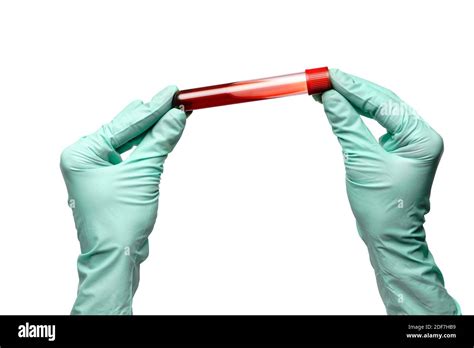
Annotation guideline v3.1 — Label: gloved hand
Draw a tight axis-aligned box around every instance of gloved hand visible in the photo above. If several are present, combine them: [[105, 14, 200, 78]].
[[60, 86, 186, 314], [318, 69, 460, 315]]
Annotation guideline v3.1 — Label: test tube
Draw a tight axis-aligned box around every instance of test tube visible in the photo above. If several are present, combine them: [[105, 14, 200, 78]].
[[173, 67, 332, 111]]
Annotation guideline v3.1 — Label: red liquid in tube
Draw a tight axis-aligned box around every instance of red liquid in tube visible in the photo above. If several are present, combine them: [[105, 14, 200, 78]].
[[173, 67, 332, 111]]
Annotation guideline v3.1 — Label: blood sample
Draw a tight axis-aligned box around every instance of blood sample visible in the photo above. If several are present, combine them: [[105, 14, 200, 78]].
[[173, 67, 332, 111]]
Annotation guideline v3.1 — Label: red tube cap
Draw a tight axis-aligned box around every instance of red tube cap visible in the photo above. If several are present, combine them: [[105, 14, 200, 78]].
[[305, 67, 332, 95]]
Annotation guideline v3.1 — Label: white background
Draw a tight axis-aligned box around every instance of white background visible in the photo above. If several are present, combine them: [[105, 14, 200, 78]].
[[0, 0, 472, 314]]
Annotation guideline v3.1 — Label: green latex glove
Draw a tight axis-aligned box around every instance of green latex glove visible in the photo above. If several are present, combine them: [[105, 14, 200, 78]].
[[319, 69, 460, 315], [60, 86, 186, 314]]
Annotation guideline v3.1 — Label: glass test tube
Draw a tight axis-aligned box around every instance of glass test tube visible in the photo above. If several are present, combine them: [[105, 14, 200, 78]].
[[173, 67, 332, 111]]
